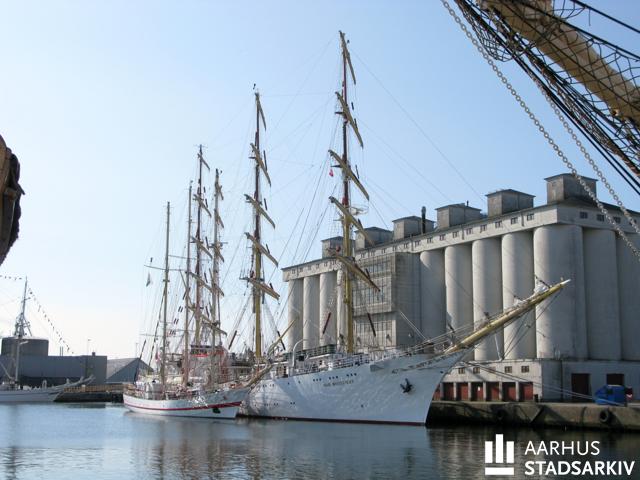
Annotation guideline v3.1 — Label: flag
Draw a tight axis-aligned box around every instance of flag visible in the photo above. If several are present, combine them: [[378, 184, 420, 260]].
[[146, 273, 152, 287]]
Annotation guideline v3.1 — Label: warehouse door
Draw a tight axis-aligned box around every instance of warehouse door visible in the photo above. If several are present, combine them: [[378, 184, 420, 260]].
[[519, 382, 534, 401], [470, 382, 483, 401], [443, 382, 455, 400], [502, 382, 517, 401], [487, 382, 500, 401], [571, 373, 590, 402], [457, 383, 469, 401], [606, 373, 624, 386]]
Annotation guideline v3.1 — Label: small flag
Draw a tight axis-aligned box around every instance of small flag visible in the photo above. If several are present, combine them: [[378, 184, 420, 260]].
[[146, 273, 152, 287], [329, 168, 334, 177]]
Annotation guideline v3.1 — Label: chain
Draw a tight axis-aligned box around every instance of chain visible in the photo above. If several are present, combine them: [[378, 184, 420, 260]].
[[441, 0, 640, 261]]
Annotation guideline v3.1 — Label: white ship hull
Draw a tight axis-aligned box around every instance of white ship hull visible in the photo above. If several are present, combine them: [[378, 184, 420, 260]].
[[0, 387, 62, 403], [243, 351, 465, 425], [123, 388, 249, 419]]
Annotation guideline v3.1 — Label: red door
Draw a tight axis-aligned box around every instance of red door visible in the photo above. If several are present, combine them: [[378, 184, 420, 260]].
[[471, 382, 483, 401], [443, 382, 455, 400], [457, 383, 469, 401], [502, 382, 516, 401], [487, 382, 500, 401], [519, 382, 534, 401]]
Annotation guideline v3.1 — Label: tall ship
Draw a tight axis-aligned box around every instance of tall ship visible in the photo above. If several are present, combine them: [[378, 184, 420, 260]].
[[124, 153, 249, 418], [242, 31, 571, 425]]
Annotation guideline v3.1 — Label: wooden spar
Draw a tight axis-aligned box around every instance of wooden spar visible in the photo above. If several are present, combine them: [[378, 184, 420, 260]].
[[267, 317, 296, 355], [245, 232, 278, 267], [243, 276, 281, 300], [329, 196, 372, 244], [191, 235, 213, 259], [328, 149, 369, 200], [445, 280, 571, 354], [250, 143, 271, 186], [331, 253, 380, 292], [339, 30, 356, 85], [192, 192, 212, 217], [335, 92, 363, 148], [244, 194, 275, 228], [160, 202, 170, 389]]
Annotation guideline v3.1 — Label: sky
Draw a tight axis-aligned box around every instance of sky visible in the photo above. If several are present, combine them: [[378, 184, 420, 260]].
[[0, 0, 638, 359]]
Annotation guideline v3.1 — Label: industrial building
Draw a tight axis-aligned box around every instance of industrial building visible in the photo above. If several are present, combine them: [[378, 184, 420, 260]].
[[0, 336, 106, 386], [283, 173, 640, 402]]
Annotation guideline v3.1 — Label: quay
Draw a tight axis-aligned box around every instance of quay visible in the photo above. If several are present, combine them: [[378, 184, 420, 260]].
[[427, 400, 640, 432], [56, 384, 124, 403]]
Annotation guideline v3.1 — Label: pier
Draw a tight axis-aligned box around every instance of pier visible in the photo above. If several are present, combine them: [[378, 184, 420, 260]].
[[427, 400, 640, 432]]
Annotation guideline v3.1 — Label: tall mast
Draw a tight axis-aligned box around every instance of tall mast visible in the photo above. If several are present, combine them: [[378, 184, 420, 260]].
[[161, 202, 170, 389], [194, 146, 204, 348], [13, 277, 28, 384], [211, 169, 224, 348], [340, 32, 354, 354], [182, 184, 192, 387], [244, 90, 279, 361], [331, 31, 377, 354]]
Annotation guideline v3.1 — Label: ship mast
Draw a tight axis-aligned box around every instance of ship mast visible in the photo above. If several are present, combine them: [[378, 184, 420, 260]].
[[160, 202, 170, 389], [244, 91, 279, 361], [12, 276, 29, 384], [193, 146, 204, 348], [211, 168, 224, 346], [182, 184, 192, 387], [331, 31, 378, 354], [210, 168, 225, 377]]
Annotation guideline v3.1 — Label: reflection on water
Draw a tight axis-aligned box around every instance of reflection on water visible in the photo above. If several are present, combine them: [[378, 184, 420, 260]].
[[0, 403, 637, 479]]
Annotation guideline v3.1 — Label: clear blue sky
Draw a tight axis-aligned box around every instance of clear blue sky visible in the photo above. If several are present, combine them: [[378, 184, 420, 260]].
[[0, 1, 638, 358]]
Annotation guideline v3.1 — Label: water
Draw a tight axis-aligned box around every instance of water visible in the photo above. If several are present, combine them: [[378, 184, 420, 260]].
[[0, 403, 638, 479]]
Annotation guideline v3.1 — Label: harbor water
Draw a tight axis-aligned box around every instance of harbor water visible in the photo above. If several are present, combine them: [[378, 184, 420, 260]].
[[0, 403, 638, 479]]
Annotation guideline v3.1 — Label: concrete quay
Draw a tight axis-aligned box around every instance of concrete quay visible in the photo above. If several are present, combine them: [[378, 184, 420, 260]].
[[427, 401, 640, 432]]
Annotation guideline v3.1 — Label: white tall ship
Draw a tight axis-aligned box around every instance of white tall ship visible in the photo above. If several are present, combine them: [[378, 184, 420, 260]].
[[242, 32, 570, 425], [124, 156, 249, 418]]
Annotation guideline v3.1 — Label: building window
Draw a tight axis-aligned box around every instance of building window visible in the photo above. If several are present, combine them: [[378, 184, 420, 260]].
[[510, 217, 518, 225], [579, 211, 588, 219], [597, 214, 605, 222], [427, 237, 433, 244], [521, 365, 529, 373], [466, 227, 473, 234], [480, 224, 487, 232], [526, 213, 534, 221], [439, 234, 446, 241], [613, 216, 621, 223], [495, 220, 502, 228], [472, 367, 480, 374], [452, 231, 459, 238], [504, 366, 512, 373], [457, 367, 465, 374]]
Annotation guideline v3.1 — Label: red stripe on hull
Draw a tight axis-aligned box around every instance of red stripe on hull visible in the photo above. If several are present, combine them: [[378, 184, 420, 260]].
[[124, 401, 241, 412]]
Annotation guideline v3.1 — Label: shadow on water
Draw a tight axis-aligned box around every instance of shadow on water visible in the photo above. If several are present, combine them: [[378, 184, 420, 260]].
[[0, 404, 638, 479]]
